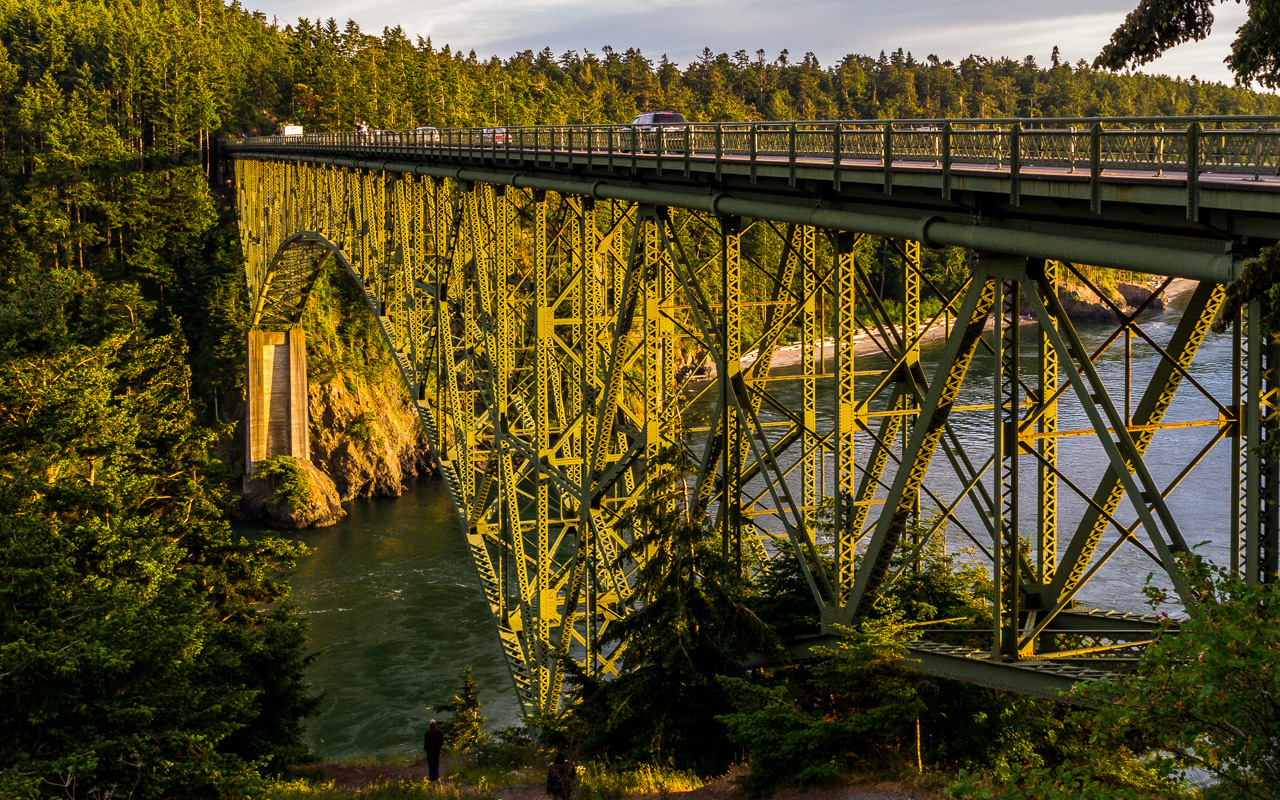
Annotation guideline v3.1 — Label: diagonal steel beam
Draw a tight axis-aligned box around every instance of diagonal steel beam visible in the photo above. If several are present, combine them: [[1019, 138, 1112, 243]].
[[843, 266, 998, 623]]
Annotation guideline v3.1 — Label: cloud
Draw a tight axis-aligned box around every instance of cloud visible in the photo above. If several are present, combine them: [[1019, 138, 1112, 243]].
[[253, 0, 1255, 86]]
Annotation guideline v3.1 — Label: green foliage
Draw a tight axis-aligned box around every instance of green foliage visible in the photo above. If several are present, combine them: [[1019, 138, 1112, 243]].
[[946, 763, 1163, 800], [1097, 1, 1280, 89], [726, 536, 1080, 796], [256, 454, 317, 510], [558, 445, 780, 776], [0, 0, 1276, 794], [946, 556, 1280, 800], [434, 667, 487, 752], [1221, 244, 1280, 337], [1070, 556, 1280, 800], [871, 530, 994, 627], [0, 332, 318, 797], [471, 725, 541, 769], [272, 25, 1280, 130], [719, 616, 924, 797], [303, 258, 398, 388], [574, 762, 704, 800]]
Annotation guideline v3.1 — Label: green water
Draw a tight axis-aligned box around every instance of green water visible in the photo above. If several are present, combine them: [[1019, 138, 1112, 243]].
[[281, 479, 521, 762]]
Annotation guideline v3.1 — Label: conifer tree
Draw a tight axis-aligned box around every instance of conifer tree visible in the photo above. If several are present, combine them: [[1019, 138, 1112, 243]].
[[434, 667, 487, 751]]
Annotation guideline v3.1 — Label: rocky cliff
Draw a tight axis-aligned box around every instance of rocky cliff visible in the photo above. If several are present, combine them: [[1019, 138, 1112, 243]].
[[308, 371, 436, 503], [237, 260, 436, 529], [1057, 280, 1165, 323]]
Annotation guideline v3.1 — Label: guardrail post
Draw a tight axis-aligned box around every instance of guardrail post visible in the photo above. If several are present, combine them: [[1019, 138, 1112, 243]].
[[1010, 121, 1022, 206], [684, 124, 691, 178], [1187, 121, 1201, 220], [715, 125, 723, 180], [832, 123, 842, 191], [1089, 121, 1102, 214], [655, 124, 663, 177], [883, 123, 893, 195], [941, 122, 952, 201], [788, 124, 797, 187], [631, 125, 638, 174], [1254, 126, 1264, 182], [749, 123, 758, 183]]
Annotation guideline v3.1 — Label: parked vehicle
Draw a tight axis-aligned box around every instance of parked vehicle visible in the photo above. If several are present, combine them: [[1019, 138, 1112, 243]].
[[480, 127, 508, 146], [415, 126, 440, 143]]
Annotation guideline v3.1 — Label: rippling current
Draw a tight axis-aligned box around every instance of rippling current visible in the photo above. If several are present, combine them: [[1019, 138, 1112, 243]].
[[275, 479, 522, 761], [263, 286, 1236, 761]]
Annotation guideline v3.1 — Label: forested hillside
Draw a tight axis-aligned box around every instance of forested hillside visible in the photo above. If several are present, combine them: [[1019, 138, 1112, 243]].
[[274, 26, 1280, 131], [1, 0, 1277, 795]]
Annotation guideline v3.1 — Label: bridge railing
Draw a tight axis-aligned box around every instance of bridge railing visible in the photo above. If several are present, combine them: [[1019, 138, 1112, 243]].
[[233, 116, 1280, 180]]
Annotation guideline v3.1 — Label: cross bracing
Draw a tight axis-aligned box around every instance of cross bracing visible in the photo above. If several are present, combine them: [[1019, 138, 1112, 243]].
[[229, 116, 1280, 714]]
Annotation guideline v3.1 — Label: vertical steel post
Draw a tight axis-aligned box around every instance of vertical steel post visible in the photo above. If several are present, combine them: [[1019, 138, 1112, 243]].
[[1037, 260, 1059, 589], [802, 226, 819, 538], [902, 240, 922, 552], [994, 275, 1021, 659], [1246, 301, 1280, 583], [721, 215, 743, 566], [834, 232, 859, 605], [533, 192, 553, 708]]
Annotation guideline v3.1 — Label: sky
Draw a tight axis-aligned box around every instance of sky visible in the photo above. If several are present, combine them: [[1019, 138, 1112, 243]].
[[245, 0, 1256, 87]]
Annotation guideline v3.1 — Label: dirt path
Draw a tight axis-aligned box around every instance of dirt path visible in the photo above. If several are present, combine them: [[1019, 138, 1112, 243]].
[[655, 775, 942, 800], [305, 753, 471, 791], [301, 761, 940, 800]]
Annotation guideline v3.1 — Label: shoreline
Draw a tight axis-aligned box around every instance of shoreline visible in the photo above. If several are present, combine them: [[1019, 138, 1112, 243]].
[[687, 278, 1200, 382]]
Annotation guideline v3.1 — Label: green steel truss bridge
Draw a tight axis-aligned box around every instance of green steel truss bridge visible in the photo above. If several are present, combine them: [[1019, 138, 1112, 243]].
[[225, 116, 1280, 712]]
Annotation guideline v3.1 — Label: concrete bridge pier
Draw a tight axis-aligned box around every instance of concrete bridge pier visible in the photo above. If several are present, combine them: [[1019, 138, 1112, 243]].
[[245, 326, 310, 474]]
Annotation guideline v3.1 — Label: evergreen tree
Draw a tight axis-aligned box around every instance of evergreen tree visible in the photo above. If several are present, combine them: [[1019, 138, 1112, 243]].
[[562, 446, 779, 776], [434, 667, 486, 751]]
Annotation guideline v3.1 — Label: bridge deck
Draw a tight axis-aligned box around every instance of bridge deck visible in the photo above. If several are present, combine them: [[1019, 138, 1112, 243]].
[[227, 116, 1280, 282]]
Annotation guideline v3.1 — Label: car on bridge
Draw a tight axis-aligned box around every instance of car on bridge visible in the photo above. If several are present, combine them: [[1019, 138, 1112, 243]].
[[480, 127, 508, 146], [630, 111, 686, 129], [627, 111, 686, 152], [415, 126, 440, 144]]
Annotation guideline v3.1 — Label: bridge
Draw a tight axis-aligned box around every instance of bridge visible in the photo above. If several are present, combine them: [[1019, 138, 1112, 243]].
[[224, 116, 1280, 712]]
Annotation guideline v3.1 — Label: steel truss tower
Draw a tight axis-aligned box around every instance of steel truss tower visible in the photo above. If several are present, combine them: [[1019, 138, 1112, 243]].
[[232, 134, 1279, 710]]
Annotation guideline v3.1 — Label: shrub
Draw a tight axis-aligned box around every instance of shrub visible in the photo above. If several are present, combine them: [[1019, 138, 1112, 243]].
[[255, 454, 316, 510]]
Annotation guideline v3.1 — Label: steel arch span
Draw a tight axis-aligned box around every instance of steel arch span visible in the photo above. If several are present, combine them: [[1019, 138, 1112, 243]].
[[231, 122, 1279, 713]]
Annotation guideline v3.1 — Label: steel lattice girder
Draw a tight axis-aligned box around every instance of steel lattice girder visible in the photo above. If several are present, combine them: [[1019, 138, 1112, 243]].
[[234, 155, 1272, 713]]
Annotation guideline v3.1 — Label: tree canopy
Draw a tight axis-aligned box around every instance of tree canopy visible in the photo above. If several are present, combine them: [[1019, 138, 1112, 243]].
[[1097, 0, 1280, 88]]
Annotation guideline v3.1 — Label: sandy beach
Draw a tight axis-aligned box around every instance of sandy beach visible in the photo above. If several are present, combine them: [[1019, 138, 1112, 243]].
[[687, 277, 1202, 382]]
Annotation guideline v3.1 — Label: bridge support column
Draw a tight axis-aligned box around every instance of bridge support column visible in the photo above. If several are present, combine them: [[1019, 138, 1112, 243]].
[[246, 326, 311, 474]]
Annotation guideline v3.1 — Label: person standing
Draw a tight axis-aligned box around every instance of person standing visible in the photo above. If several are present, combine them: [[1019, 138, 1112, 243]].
[[423, 718, 445, 781], [546, 752, 575, 800]]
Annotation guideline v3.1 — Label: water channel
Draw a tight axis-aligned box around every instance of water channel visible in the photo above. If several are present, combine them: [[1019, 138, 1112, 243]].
[[265, 286, 1237, 762]]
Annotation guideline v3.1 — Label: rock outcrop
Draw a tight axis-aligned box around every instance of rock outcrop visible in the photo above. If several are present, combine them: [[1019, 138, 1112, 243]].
[[241, 459, 345, 529], [1057, 280, 1165, 323], [234, 368, 435, 529], [308, 374, 436, 502], [234, 259, 439, 530]]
